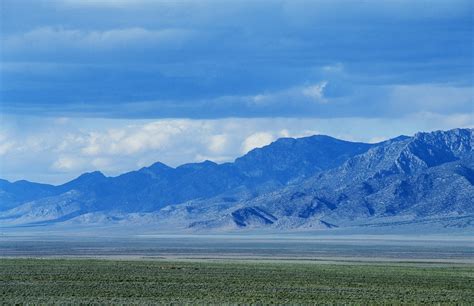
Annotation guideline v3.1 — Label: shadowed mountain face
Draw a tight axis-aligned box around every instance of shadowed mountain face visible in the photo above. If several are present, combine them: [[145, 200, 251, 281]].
[[222, 128, 473, 230], [0, 135, 372, 214], [1, 129, 473, 233], [0, 180, 56, 211]]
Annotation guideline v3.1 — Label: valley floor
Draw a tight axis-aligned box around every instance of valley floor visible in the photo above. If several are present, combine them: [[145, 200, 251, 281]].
[[1, 232, 473, 262], [1, 234, 473, 303], [1, 258, 473, 304]]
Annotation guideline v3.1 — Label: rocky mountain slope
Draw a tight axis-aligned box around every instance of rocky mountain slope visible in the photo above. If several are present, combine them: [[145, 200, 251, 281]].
[[0, 135, 372, 224], [1, 128, 472, 233], [174, 129, 473, 231]]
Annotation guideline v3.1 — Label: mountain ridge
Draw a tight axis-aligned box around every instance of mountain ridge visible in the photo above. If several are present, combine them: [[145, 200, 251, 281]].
[[1, 128, 472, 234], [1, 134, 374, 212]]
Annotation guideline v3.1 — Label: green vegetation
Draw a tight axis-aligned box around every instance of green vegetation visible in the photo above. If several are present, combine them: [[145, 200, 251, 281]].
[[1, 258, 473, 304]]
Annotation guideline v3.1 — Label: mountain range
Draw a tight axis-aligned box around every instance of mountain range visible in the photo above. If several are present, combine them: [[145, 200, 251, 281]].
[[1, 128, 473, 234]]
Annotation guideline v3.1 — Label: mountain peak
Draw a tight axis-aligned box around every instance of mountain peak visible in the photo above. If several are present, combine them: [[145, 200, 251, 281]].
[[78, 171, 106, 179], [414, 128, 473, 140], [410, 128, 473, 158], [387, 135, 411, 143], [370, 128, 473, 175], [146, 161, 173, 172], [177, 160, 218, 171], [58, 170, 107, 189]]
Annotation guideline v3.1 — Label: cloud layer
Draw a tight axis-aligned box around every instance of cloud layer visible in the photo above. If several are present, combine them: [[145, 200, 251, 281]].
[[0, 0, 472, 182], [1, 114, 472, 184], [1, 0, 472, 119]]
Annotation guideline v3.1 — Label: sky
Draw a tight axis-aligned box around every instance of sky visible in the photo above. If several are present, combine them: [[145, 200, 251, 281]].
[[0, 0, 473, 184]]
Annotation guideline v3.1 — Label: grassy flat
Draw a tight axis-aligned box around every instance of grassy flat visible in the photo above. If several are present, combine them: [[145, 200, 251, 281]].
[[1, 258, 473, 304]]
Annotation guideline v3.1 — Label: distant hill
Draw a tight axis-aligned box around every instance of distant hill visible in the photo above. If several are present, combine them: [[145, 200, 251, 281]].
[[1, 128, 472, 234]]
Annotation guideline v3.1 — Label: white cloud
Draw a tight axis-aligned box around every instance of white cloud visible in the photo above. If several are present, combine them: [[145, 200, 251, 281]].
[[279, 129, 290, 137], [245, 81, 329, 109], [91, 157, 111, 169], [80, 120, 189, 156], [322, 63, 344, 73], [208, 134, 228, 153], [251, 94, 268, 105], [52, 156, 84, 171], [241, 132, 275, 154], [0, 141, 15, 156], [302, 81, 328, 102], [1, 114, 472, 184]]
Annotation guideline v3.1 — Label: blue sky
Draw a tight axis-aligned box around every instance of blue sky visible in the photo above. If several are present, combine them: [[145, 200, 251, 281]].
[[0, 0, 473, 184]]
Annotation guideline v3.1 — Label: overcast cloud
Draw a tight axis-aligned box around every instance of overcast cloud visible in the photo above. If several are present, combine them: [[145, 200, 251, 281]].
[[0, 0, 472, 183]]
